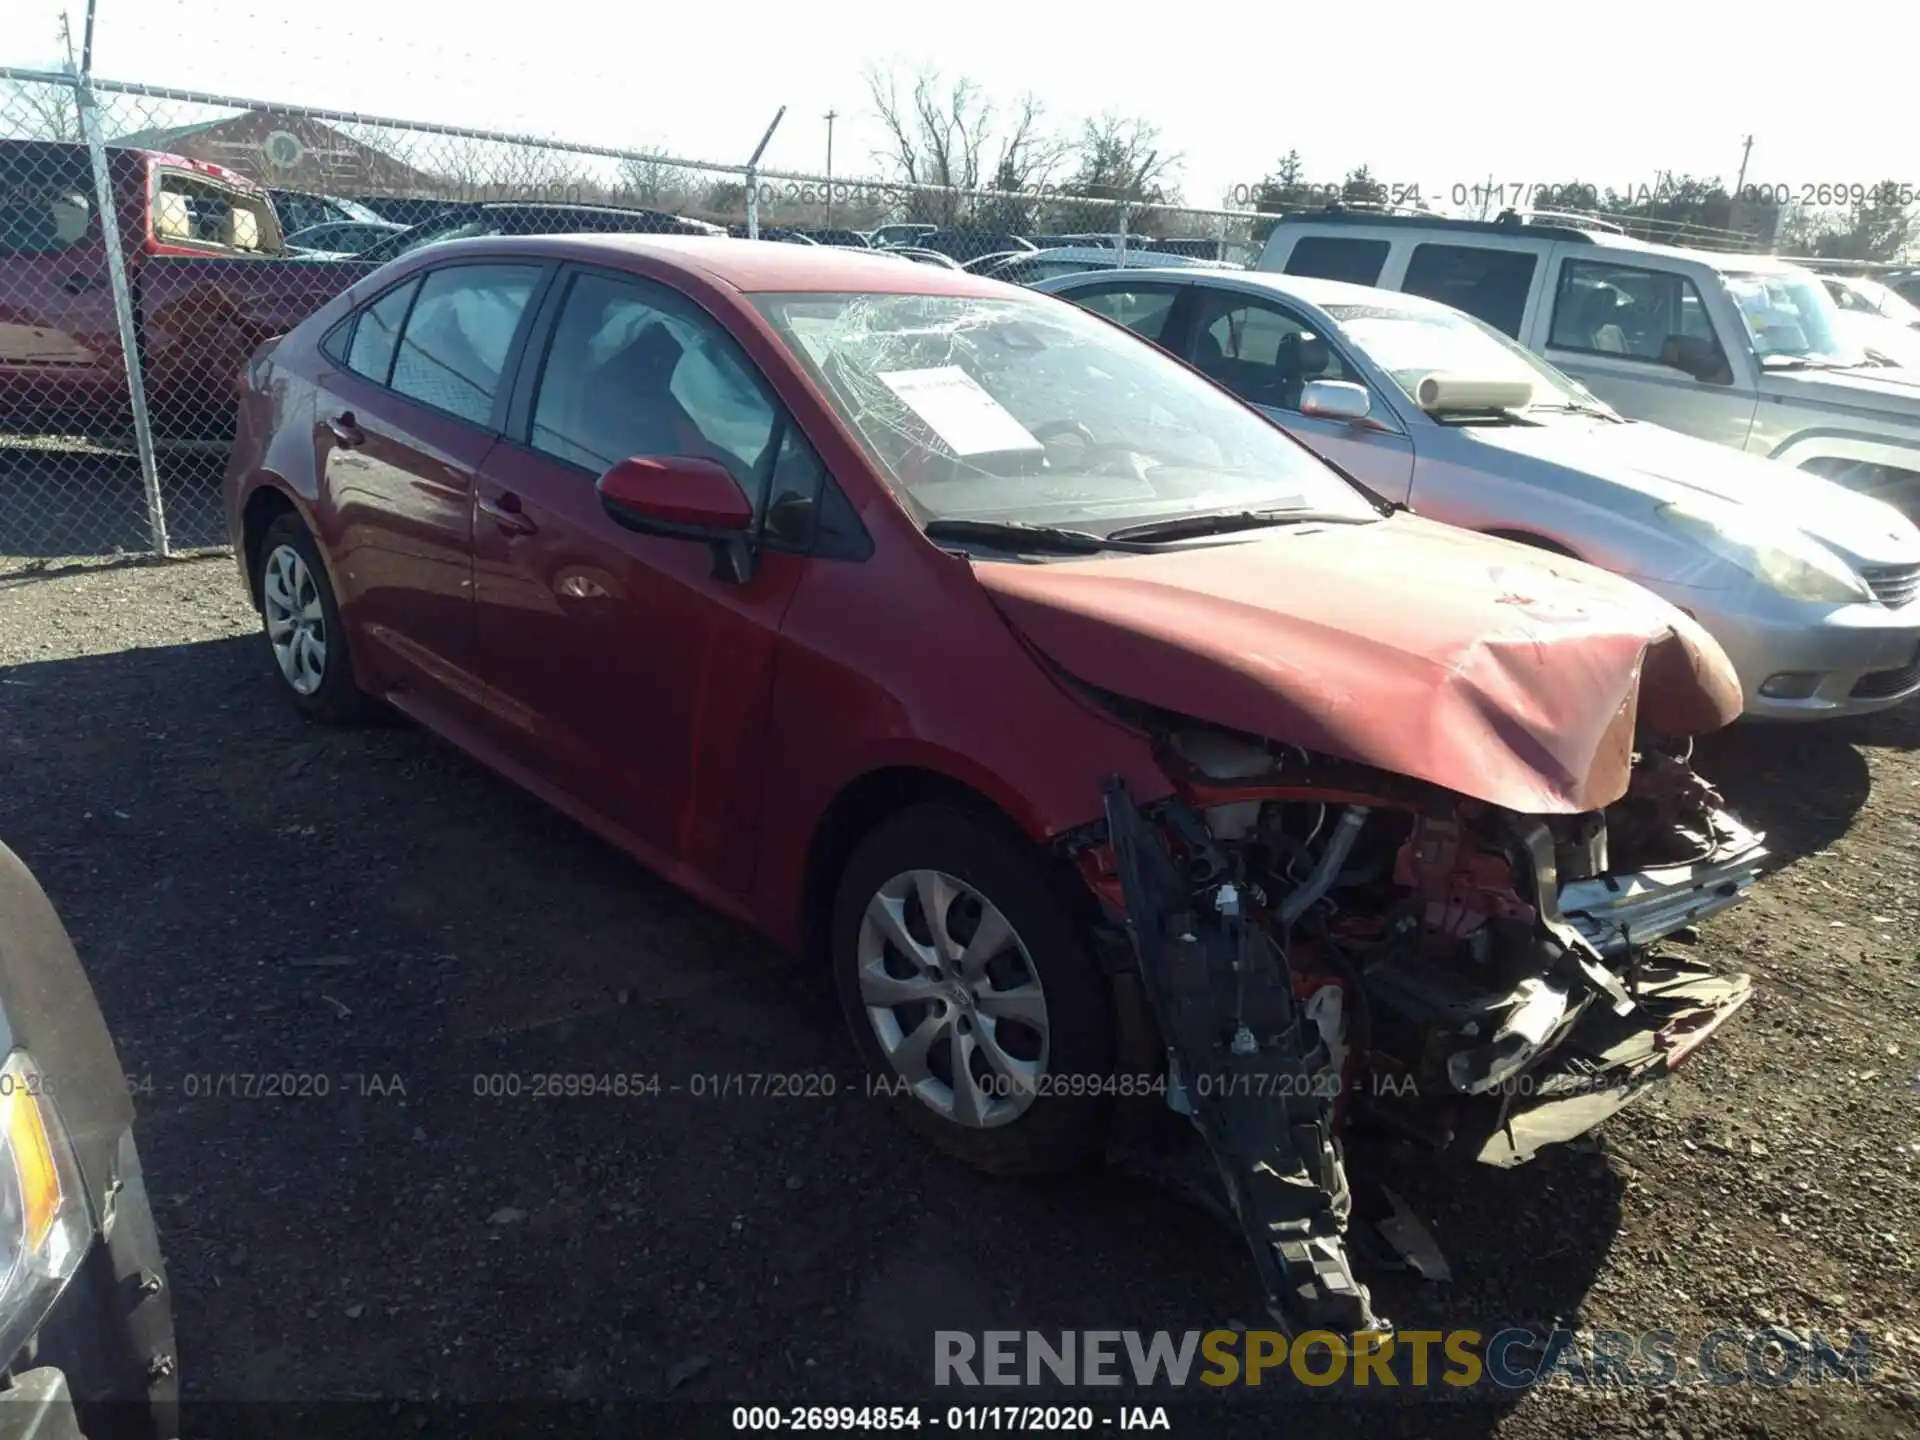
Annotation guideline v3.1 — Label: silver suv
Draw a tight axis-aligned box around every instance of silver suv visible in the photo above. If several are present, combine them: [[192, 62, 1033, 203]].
[[1257, 211, 1920, 521]]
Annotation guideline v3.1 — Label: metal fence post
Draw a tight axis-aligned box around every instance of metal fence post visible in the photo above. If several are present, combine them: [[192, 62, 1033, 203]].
[[746, 167, 758, 240], [1116, 198, 1131, 268], [74, 70, 170, 557]]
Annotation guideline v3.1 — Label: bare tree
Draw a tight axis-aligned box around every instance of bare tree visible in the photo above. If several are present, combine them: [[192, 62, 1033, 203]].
[[618, 148, 694, 211], [0, 78, 85, 143], [864, 64, 1070, 225], [1058, 115, 1181, 205]]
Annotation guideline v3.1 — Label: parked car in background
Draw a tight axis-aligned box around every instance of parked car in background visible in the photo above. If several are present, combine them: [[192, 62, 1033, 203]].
[[1259, 209, 1920, 522], [0, 138, 366, 437], [983, 246, 1232, 287], [878, 246, 963, 270], [802, 228, 871, 248], [0, 838, 177, 1440], [867, 222, 936, 248], [1833, 309, 1920, 371], [226, 234, 1764, 1339], [910, 230, 1036, 264], [355, 202, 725, 265], [285, 219, 408, 255], [1886, 270, 1920, 307], [1045, 266, 1920, 719], [267, 189, 386, 235], [1153, 236, 1257, 265], [1823, 273, 1920, 329], [726, 225, 817, 244]]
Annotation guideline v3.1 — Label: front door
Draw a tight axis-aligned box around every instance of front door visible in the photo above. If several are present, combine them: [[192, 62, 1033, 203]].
[[469, 267, 813, 876], [0, 146, 125, 427], [1541, 254, 1758, 450]]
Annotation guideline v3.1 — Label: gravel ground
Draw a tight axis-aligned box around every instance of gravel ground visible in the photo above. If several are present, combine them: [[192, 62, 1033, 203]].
[[1, 551, 1917, 1438]]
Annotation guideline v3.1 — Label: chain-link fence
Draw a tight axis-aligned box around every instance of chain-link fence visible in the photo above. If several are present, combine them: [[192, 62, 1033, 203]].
[[0, 65, 1288, 559], [2, 59, 1910, 560]]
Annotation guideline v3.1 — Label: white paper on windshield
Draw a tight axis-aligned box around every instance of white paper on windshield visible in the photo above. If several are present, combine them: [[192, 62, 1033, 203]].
[[878, 366, 1042, 456]]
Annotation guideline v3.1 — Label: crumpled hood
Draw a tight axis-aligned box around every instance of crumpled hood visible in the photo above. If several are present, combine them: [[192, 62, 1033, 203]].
[[977, 514, 1742, 816], [1462, 418, 1920, 566]]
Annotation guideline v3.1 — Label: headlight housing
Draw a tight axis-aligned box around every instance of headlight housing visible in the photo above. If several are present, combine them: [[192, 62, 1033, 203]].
[[1657, 497, 1873, 604], [0, 1051, 90, 1366]]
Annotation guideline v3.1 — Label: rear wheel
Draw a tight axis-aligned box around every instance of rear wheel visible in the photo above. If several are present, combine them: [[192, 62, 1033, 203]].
[[830, 804, 1114, 1175], [257, 513, 365, 724]]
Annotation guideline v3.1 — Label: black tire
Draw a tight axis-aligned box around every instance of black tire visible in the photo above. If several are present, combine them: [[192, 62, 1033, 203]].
[[830, 803, 1114, 1175], [256, 512, 366, 724]]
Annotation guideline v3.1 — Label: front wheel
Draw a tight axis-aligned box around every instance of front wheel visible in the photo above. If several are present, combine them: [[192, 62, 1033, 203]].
[[257, 512, 365, 724], [830, 804, 1115, 1175]]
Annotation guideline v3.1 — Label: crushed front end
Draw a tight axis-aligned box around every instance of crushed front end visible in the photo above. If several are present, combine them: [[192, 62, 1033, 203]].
[[1086, 727, 1765, 1338]]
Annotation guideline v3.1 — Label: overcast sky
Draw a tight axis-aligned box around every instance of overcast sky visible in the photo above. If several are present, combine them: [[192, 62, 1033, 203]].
[[11, 0, 1916, 215]]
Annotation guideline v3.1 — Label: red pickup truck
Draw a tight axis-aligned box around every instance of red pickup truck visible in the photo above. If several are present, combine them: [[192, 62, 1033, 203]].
[[1, 139, 371, 438]]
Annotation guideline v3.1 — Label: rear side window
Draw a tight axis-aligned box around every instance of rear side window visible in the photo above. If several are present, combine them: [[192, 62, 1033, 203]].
[[1401, 244, 1537, 336], [345, 278, 420, 383], [390, 264, 541, 425], [1284, 236, 1390, 286], [1, 151, 96, 255]]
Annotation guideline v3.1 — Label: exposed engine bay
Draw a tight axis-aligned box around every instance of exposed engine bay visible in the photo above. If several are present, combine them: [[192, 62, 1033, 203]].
[[1083, 724, 1765, 1338]]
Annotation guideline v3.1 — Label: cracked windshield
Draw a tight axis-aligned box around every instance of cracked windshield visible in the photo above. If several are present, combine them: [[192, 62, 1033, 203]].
[[755, 292, 1378, 534]]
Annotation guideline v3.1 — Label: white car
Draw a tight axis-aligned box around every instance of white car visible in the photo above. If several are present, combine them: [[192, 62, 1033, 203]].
[[1040, 266, 1920, 720]]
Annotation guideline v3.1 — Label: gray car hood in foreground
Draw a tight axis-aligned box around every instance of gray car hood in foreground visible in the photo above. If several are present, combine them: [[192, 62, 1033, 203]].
[[1458, 416, 1920, 568]]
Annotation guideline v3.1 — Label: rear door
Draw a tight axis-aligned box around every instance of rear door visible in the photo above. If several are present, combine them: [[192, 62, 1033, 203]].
[[312, 259, 548, 731], [1179, 285, 1415, 504], [0, 142, 125, 427], [468, 265, 820, 880]]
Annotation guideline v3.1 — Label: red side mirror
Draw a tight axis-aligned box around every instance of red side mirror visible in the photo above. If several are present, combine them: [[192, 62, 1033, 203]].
[[597, 456, 752, 532]]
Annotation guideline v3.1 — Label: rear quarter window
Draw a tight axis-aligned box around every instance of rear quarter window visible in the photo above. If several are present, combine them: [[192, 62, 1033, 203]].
[[1283, 236, 1391, 286]]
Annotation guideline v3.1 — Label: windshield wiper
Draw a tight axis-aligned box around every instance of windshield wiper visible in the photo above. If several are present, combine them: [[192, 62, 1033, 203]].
[[1107, 507, 1374, 543], [1527, 401, 1619, 421], [921, 518, 1113, 554]]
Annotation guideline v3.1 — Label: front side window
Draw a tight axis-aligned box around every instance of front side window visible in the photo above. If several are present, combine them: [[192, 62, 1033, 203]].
[[1189, 291, 1358, 411], [529, 270, 777, 482], [1283, 236, 1390, 286], [1548, 260, 1719, 362], [1324, 300, 1603, 413], [752, 290, 1377, 536], [390, 264, 540, 424], [1066, 285, 1180, 343], [1400, 243, 1537, 336]]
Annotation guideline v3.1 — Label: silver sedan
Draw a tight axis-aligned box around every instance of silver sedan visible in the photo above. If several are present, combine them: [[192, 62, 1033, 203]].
[[1038, 268, 1920, 721]]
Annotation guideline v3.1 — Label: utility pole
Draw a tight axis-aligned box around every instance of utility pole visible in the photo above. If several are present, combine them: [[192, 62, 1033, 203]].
[[824, 109, 838, 228], [1735, 134, 1753, 195]]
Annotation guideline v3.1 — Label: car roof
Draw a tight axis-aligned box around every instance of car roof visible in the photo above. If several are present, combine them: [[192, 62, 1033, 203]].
[[1043, 264, 1452, 315], [1271, 210, 1821, 276], [430, 233, 1015, 296]]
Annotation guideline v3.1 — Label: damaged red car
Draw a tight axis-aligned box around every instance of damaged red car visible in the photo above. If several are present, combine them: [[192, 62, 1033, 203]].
[[224, 237, 1768, 1336]]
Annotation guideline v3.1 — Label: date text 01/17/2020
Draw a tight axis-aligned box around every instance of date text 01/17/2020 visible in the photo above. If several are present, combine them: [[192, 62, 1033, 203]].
[[729, 1406, 1173, 1431]]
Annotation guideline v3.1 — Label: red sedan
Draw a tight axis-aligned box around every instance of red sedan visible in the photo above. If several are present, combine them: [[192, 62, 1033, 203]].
[[225, 236, 1766, 1334]]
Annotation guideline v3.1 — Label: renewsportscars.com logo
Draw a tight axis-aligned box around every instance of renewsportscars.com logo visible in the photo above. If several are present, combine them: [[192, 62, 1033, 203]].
[[934, 1328, 1876, 1390]]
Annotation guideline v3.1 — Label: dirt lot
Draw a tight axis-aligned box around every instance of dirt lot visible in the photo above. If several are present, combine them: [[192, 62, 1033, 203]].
[[1, 550, 1917, 1438]]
